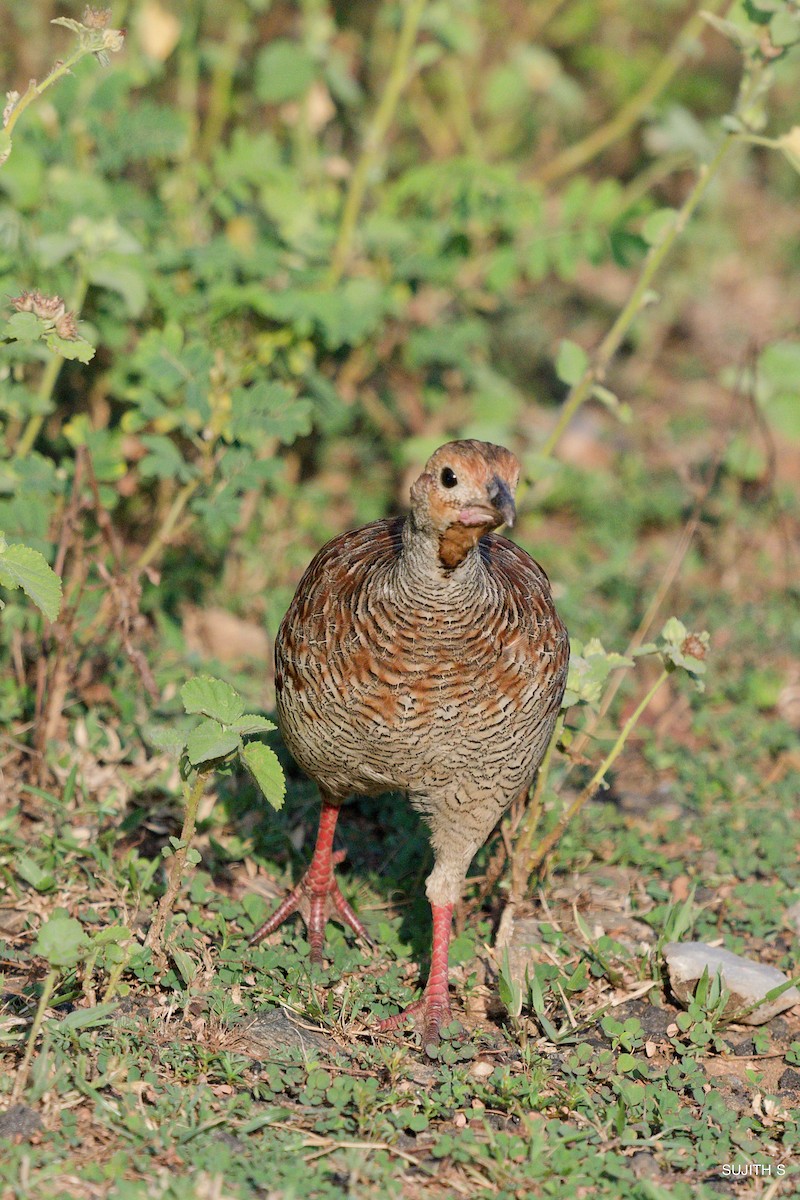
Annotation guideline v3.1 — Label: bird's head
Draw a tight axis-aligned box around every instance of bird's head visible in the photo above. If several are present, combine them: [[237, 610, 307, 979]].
[[409, 439, 520, 569]]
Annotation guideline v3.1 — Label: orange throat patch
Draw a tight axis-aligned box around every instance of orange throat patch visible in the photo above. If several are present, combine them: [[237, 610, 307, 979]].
[[438, 522, 492, 569]]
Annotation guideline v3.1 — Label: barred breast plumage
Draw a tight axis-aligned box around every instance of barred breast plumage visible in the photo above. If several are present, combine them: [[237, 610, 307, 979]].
[[251, 439, 569, 1048]]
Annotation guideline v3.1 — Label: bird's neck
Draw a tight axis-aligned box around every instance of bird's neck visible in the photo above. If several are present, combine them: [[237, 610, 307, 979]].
[[399, 513, 487, 591]]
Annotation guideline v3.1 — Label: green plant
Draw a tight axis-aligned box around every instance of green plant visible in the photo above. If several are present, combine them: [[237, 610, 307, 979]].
[[1, 2, 799, 1194], [0, 530, 61, 621], [504, 618, 709, 915], [668, 965, 732, 1057], [145, 674, 285, 957]]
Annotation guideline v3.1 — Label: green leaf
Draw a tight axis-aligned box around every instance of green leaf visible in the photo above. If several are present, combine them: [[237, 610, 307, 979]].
[[642, 208, 677, 247], [232, 714, 277, 734], [4, 311, 41, 342], [44, 332, 95, 363], [660, 617, 687, 645], [769, 10, 800, 47], [724, 434, 766, 481], [185, 718, 240, 765], [241, 741, 286, 811], [497, 949, 522, 1018], [138, 435, 195, 483], [181, 675, 245, 725], [255, 40, 316, 104], [143, 719, 197, 756], [59, 1002, 119, 1031], [555, 339, 588, 386], [229, 383, 313, 447], [0, 542, 62, 620], [16, 856, 55, 892], [171, 947, 198, 987], [35, 914, 87, 968], [91, 924, 132, 946], [88, 259, 148, 317]]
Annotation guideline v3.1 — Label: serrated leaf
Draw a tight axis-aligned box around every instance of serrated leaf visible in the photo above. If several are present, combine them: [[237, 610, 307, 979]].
[[143, 718, 197, 756], [5, 311, 41, 342], [138, 435, 195, 482], [232, 713, 277, 734], [241, 741, 286, 811], [185, 718, 239, 765], [0, 542, 62, 621], [45, 332, 95, 363], [555, 339, 588, 386], [181, 675, 244, 724], [35, 914, 87, 968]]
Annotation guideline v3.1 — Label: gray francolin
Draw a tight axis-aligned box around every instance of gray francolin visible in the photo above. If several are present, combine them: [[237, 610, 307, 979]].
[[251, 439, 569, 1046]]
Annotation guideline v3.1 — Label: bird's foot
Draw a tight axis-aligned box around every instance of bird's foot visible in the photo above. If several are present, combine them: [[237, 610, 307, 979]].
[[249, 849, 371, 962], [375, 982, 455, 1054], [375, 900, 456, 1054]]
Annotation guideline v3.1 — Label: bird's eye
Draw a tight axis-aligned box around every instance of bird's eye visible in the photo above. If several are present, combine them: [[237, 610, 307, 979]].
[[441, 467, 458, 488]]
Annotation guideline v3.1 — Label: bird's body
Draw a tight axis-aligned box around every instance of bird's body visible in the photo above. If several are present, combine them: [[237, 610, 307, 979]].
[[252, 440, 569, 1046]]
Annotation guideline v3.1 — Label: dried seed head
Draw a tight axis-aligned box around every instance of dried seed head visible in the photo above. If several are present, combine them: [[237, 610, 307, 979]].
[[102, 28, 126, 53], [32, 292, 66, 321], [82, 6, 112, 28], [54, 311, 79, 340], [11, 290, 37, 313], [681, 634, 707, 662], [10, 290, 79, 337]]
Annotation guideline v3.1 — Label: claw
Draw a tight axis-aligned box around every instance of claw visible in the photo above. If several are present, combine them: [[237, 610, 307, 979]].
[[248, 800, 370, 959], [374, 901, 455, 1052]]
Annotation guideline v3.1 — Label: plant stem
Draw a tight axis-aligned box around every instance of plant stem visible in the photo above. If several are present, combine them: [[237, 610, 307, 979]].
[[533, 0, 726, 186], [10, 968, 58, 1104], [145, 770, 207, 957], [4, 47, 90, 143], [539, 134, 735, 460], [15, 273, 89, 459], [327, 0, 427, 286], [523, 669, 670, 879], [509, 712, 564, 905], [197, 14, 248, 162], [135, 477, 201, 572]]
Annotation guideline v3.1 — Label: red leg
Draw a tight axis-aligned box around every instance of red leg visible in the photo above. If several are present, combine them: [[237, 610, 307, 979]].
[[249, 799, 370, 962], [376, 902, 455, 1049]]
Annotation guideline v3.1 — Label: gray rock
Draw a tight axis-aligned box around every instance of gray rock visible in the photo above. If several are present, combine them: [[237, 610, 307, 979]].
[[663, 942, 800, 1026]]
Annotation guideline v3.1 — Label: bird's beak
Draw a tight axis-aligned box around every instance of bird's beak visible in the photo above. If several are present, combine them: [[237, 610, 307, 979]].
[[487, 475, 516, 528]]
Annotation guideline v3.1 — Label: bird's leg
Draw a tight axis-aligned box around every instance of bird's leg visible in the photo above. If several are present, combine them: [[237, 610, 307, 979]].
[[376, 902, 455, 1049], [249, 797, 370, 961]]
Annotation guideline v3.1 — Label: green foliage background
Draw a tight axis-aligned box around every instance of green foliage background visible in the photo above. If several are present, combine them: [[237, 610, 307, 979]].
[[1, 2, 799, 1197]]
